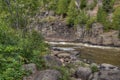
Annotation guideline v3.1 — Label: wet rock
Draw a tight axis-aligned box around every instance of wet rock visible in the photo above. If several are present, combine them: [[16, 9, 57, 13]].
[[44, 55, 62, 67], [57, 52, 71, 58], [34, 70, 61, 80], [75, 67, 92, 80], [100, 63, 118, 70]]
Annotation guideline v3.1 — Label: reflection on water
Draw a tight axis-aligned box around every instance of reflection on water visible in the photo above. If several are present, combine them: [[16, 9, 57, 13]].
[[46, 41, 120, 67]]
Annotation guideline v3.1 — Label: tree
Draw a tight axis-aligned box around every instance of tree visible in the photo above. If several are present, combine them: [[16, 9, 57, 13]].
[[80, 0, 87, 9], [112, 7, 120, 30], [57, 0, 70, 15], [97, 7, 110, 30], [0, 0, 41, 29], [66, 0, 78, 25], [74, 10, 88, 25], [102, 0, 115, 12]]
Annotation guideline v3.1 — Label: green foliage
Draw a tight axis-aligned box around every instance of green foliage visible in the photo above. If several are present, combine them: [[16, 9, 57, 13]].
[[56, 67, 70, 80], [112, 7, 120, 30], [80, 0, 87, 9], [0, 0, 41, 29], [0, 20, 48, 79], [97, 7, 111, 31], [102, 0, 115, 12], [66, 0, 78, 25], [56, 0, 70, 15], [47, 0, 58, 10], [91, 65, 99, 73], [86, 17, 97, 30], [75, 10, 89, 25]]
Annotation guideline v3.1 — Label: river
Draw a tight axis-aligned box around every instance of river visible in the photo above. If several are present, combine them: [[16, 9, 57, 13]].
[[46, 41, 120, 67]]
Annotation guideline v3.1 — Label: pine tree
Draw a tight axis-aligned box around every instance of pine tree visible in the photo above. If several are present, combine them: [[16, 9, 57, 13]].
[[66, 0, 78, 25], [57, 0, 70, 15], [80, 0, 87, 9], [112, 7, 120, 30], [102, 0, 115, 12], [97, 7, 110, 31]]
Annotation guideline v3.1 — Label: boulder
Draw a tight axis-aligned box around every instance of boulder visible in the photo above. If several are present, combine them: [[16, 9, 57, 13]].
[[44, 55, 62, 67], [22, 63, 37, 74], [57, 52, 71, 58], [75, 67, 92, 80], [100, 63, 118, 70], [34, 70, 61, 80], [92, 70, 120, 80]]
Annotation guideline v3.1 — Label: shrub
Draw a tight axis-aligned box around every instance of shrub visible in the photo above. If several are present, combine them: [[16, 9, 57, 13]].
[[0, 20, 48, 79], [91, 65, 99, 73]]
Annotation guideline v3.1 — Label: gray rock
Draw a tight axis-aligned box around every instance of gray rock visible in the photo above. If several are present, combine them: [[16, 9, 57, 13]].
[[23, 63, 37, 74], [92, 70, 120, 80], [75, 67, 92, 80], [34, 70, 61, 80], [100, 63, 118, 70], [44, 55, 62, 67], [57, 52, 71, 58]]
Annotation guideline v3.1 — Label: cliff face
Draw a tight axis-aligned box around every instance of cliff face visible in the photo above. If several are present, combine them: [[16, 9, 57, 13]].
[[30, 16, 120, 46], [76, 23, 120, 46]]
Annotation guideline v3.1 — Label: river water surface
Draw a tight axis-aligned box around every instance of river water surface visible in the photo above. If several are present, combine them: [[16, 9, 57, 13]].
[[46, 41, 120, 67]]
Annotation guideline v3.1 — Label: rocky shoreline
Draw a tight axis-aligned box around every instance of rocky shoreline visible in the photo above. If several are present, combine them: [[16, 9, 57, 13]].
[[23, 45, 120, 80]]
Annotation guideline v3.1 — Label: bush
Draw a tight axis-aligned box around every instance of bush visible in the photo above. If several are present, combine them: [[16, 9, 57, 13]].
[[0, 20, 48, 79], [91, 65, 99, 73]]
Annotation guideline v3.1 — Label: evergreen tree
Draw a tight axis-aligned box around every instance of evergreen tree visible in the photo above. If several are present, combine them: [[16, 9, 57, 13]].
[[97, 7, 110, 30], [80, 0, 87, 9], [112, 7, 120, 30], [57, 0, 70, 15], [102, 0, 115, 12], [75, 10, 88, 25], [66, 0, 78, 25]]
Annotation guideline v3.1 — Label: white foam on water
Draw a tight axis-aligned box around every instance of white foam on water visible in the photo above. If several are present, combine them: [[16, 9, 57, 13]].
[[45, 41, 120, 50]]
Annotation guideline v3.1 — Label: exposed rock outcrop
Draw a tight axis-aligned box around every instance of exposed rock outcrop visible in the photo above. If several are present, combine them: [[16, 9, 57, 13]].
[[34, 70, 61, 80], [44, 55, 62, 67], [76, 23, 120, 46]]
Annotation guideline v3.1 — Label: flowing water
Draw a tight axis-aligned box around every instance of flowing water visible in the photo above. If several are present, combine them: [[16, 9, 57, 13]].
[[46, 41, 120, 67]]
